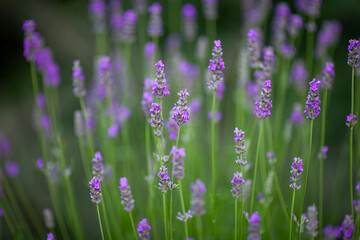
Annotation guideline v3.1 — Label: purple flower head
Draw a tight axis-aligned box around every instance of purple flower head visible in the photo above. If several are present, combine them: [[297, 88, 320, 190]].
[[348, 39, 360, 68], [157, 165, 171, 193], [291, 103, 305, 125], [23, 20, 43, 61], [247, 29, 262, 68], [172, 89, 190, 126], [23, 19, 36, 32], [323, 225, 341, 240], [177, 210, 193, 222], [207, 111, 222, 123], [89, 176, 102, 204], [119, 177, 135, 212], [107, 124, 119, 138], [207, 40, 225, 91], [0, 134, 10, 158], [5, 161, 19, 178], [291, 59, 308, 94], [190, 179, 206, 216], [150, 103, 164, 136], [166, 117, 178, 140], [144, 42, 156, 59], [72, 60, 86, 97], [89, 0, 106, 33], [306, 205, 318, 237], [152, 60, 170, 99], [321, 62, 335, 89], [36, 93, 46, 108], [34, 47, 61, 86], [179, 61, 200, 89], [315, 20, 342, 59], [110, 12, 122, 31], [231, 172, 245, 199], [182, 4, 198, 41], [247, 81, 258, 99], [304, 79, 321, 120], [202, 0, 218, 20], [346, 114, 357, 128], [189, 99, 201, 113], [147, 2, 163, 37], [36, 158, 44, 170], [248, 212, 261, 240], [280, 43, 296, 58], [121, 10, 137, 42], [137, 218, 151, 240], [254, 80, 272, 119], [271, 2, 290, 49], [40, 114, 51, 131], [171, 146, 186, 179], [288, 14, 303, 38], [215, 81, 226, 99], [47, 233, 54, 240], [142, 92, 153, 118], [340, 215, 353, 239], [289, 157, 303, 190], [98, 56, 114, 86], [92, 151, 104, 181], [255, 46, 276, 82]]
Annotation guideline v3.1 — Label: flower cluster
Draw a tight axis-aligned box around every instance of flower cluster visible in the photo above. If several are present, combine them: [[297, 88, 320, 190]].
[[119, 177, 135, 212], [207, 40, 225, 91], [291, 103, 304, 125], [190, 179, 206, 216], [353, 183, 360, 214], [4, 161, 19, 178], [323, 225, 341, 240], [304, 79, 321, 120], [288, 14, 303, 38], [182, 4, 198, 41], [234, 128, 247, 166], [137, 218, 151, 240], [152, 60, 170, 99], [254, 80, 273, 119], [141, 78, 154, 118], [177, 210, 193, 222], [147, 3, 163, 37], [23, 20, 43, 61], [166, 116, 178, 140], [255, 46, 276, 82], [271, 3, 290, 49], [247, 29, 261, 68], [157, 165, 177, 194], [346, 114, 357, 128], [98, 56, 114, 86], [321, 62, 335, 89], [88, 0, 106, 33], [179, 61, 200, 89], [92, 152, 104, 181], [72, 60, 86, 98], [289, 157, 303, 190], [315, 21, 342, 59], [171, 146, 186, 180], [150, 103, 164, 136], [231, 172, 245, 199], [35, 47, 61, 86], [89, 176, 102, 204], [121, 10, 137, 42], [340, 215, 353, 239], [248, 212, 261, 240], [306, 205, 318, 237], [348, 39, 360, 68], [172, 89, 190, 126], [47, 233, 54, 240], [295, 0, 322, 18]]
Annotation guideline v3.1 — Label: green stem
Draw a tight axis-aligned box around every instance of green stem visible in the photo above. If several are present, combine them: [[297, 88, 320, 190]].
[[96, 205, 105, 240], [129, 212, 138, 240], [196, 216, 203, 240], [179, 180, 189, 238], [289, 190, 296, 240], [30, 61, 39, 103], [163, 194, 168, 240], [306, 20, 315, 79], [240, 193, 244, 239], [234, 199, 238, 240], [102, 201, 112, 240], [250, 120, 263, 212], [211, 90, 217, 227], [350, 68, 355, 220], [79, 96, 95, 155]]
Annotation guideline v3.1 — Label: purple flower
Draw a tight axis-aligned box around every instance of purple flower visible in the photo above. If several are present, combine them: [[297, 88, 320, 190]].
[[92, 152, 104, 181], [36, 158, 44, 170], [189, 99, 201, 113], [320, 62, 335, 89], [98, 56, 114, 85], [207, 111, 222, 122], [147, 3, 163, 37], [291, 59, 308, 94], [47, 233, 54, 240], [207, 40, 225, 91], [346, 114, 357, 128], [36, 93, 46, 108], [280, 43, 296, 58], [202, 0, 218, 20], [306, 205, 318, 237], [215, 81, 225, 99], [340, 215, 353, 239], [231, 172, 245, 199], [254, 80, 272, 119], [89, 176, 102, 204], [121, 10, 137, 42], [23, 20, 43, 61], [144, 42, 156, 59], [304, 79, 321, 120], [119, 177, 135, 212], [315, 20, 342, 59], [271, 3, 290, 49], [158, 165, 176, 193], [152, 60, 170, 99], [142, 92, 153, 119], [182, 4, 198, 41], [89, 0, 106, 33], [288, 14, 303, 38], [348, 39, 360, 68], [172, 89, 190, 126], [323, 225, 341, 240], [190, 179, 206, 216], [34, 47, 61, 86], [166, 117, 178, 140], [72, 60, 86, 97], [247, 29, 262, 68], [137, 218, 151, 240], [179, 61, 200, 89], [150, 103, 164, 136], [255, 46, 276, 82], [5, 161, 19, 178], [306, 0, 322, 18], [291, 103, 305, 125], [177, 210, 193, 222], [171, 146, 186, 179], [289, 157, 303, 190], [248, 212, 261, 240], [234, 128, 247, 166], [107, 124, 119, 138]]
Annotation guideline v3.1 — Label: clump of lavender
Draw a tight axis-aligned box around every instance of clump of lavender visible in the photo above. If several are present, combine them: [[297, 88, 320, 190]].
[[315, 21, 342, 60], [152, 60, 170, 99], [247, 212, 261, 240], [72, 60, 86, 98], [150, 103, 164, 136], [190, 179, 206, 216], [92, 152, 104, 181], [323, 225, 341, 240], [182, 4, 198, 42], [254, 80, 272, 119], [234, 127, 247, 166], [121, 10, 137, 42], [207, 40, 225, 91], [306, 205, 318, 237], [348, 39, 360, 68], [23, 20, 42, 61], [340, 215, 353, 239], [291, 103, 304, 125], [88, 0, 106, 33], [247, 29, 261, 68], [43, 208, 55, 229], [271, 2, 290, 49], [147, 3, 163, 38], [288, 14, 303, 39], [202, 0, 218, 20], [89, 176, 102, 204], [346, 114, 357, 128], [171, 146, 186, 180], [119, 177, 135, 212], [321, 62, 335, 89], [137, 218, 151, 240], [231, 172, 245, 199], [158, 165, 177, 193], [172, 90, 190, 126], [289, 157, 304, 190], [291, 59, 308, 94], [141, 78, 154, 118], [304, 79, 321, 120]]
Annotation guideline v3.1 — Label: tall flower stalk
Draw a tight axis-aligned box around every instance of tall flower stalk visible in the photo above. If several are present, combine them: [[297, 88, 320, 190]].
[[89, 176, 105, 240]]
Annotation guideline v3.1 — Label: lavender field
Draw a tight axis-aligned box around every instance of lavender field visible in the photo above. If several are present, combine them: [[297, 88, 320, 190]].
[[1, 0, 360, 239]]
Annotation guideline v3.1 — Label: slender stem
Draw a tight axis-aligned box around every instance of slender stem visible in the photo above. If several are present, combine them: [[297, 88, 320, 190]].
[[102, 201, 112, 240], [169, 191, 173, 239], [96, 205, 105, 240], [79, 96, 95, 155], [250, 120, 263, 212], [350, 67, 355, 219], [240, 193, 244, 239], [211, 90, 217, 226], [162, 194, 168, 240], [129, 212, 138, 240], [234, 199, 238, 240], [30, 61, 39, 103], [179, 180, 189, 238], [306, 19, 315, 79], [289, 190, 296, 240], [196, 216, 203, 240]]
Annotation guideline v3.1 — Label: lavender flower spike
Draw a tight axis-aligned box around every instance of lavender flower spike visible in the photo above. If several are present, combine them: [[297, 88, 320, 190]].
[[289, 157, 304, 190], [346, 114, 357, 128], [152, 60, 170, 99], [47, 233, 55, 240], [231, 172, 245, 199], [248, 212, 261, 240], [323, 225, 341, 240], [121, 10, 138, 42], [172, 89, 190, 126], [234, 127, 247, 166], [202, 0, 218, 20], [340, 215, 353, 239], [150, 103, 164, 136], [182, 4, 198, 42], [157, 165, 175, 193], [190, 179, 206, 216], [247, 29, 261, 68], [88, 0, 106, 33], [288, 14, 303, 38], [92, 151, 104, 181], [306, 205, 318, 237], [119, 177, 135, 212], [72, 60, 86, 97], [348, 39, 360, 68], [137, 218, 151, 240], [89, 176, 102, 204], [171, 146, 186, 180], [304, 79, 321, 120], [321, 62, 335, 89], [207, 40, 225, 91], [23, 20, 43, 61], [254, 80, 273, 119], [147, 3, 163, 38]]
